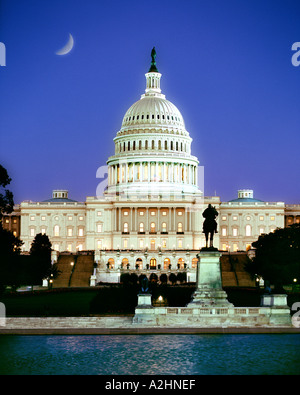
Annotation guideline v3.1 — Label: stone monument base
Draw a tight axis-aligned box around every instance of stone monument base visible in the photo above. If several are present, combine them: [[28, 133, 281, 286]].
[[133, 294, 292, 327], [188, 286, 233, 307], [188, 250, 232, 307], [132, 294, 156, 325]]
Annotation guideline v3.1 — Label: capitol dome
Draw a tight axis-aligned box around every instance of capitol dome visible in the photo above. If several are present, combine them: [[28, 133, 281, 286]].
[[106, 48, 201, 198], [120, 96, 186, 131]]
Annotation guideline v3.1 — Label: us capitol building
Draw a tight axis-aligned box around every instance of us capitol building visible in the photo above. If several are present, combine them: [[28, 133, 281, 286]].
[[4, 49, 299, 284]]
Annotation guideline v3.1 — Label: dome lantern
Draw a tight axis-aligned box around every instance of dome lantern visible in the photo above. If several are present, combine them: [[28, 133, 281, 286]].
[[144, 47, 163, 97]]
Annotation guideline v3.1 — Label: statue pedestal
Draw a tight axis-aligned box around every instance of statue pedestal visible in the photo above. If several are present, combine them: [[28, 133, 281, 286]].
[[188, 251, 232, 307], [137, 293, 152, 308], [133, 293, 156, 325]]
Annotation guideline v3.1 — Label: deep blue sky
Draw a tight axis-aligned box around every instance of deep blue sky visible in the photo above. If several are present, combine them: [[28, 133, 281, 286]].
[[1, 0, 300, 204]]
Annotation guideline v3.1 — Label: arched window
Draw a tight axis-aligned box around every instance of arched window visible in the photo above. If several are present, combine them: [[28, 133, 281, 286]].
[[123, 222, 129, 233], [150, 258, 156, 269], [128, 141, 130, 151], [171, 141, 174, 150], [145, 140, 148, 149], [152, 140, 155, 149], [150, 222, 156, 233], [192, 258, 198, 268], [139, 140, 142, 150], [108, 258, 114, 269], [245, 224, 251, 236], [177, 222, 183, 233], [164, 140, 168, 150], [54, 225, 59, 237], [158, 140, 161, 150], [122, 258, 129, 268], [136, 258, 143, 269], [178, 258, 185, 269], [164, 258, 171, 270], [150, 239, 155, 250], [139, 222, 144, 233], [133, 141, 136, 150]]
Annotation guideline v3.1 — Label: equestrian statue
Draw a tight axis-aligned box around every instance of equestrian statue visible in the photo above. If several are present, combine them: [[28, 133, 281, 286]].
[[202, 204, 219, 250]]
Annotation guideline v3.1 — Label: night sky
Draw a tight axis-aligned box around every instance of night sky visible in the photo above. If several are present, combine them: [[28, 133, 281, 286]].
[[1, 0, 300, 205]]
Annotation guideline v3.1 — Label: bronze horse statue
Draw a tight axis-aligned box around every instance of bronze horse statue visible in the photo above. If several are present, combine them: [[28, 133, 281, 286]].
[[202, 204, 218, 249]]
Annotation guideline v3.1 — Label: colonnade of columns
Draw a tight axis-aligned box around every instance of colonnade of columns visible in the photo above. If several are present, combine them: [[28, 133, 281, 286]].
[[108, 162, 198, 186]]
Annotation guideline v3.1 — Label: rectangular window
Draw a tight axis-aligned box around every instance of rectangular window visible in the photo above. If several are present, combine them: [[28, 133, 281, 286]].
[[139, 211, 144, 216], [270, 216, 275, 221], [123, 239, 128, 249], [97, 240, 103, 249], [221, 228, 227, 236], [79, 216, 84, 221], [97, 211, 102, 216], [68, 228, 73, 236], [41, 228, 46, 235], [150, 211, 156, 216], [233, 216, 238, 221], [232, 228, 238, 237], [68, 216, 72, 221], [139, 239, 144, 248], [54, 244, 59, 251], [123, 211, 129, 216], [41, 216, 46, 221], [222, 244, 227, 251], [259, 216, 264, 221], [67, 244, 72, 252], [222, 216, 227, 221], [162, 239, 167, 248], [178, 211, 183, 216], [162, 211, 167, 216], [30, 216, 35, 221], [78, 228, 84, 237], [233, 243, 238, 252], [178, 239, 183, 248], [97, 224, 103, 233]]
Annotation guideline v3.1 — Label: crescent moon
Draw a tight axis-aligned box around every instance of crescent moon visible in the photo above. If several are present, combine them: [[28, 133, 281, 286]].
[[56, 33, 74, 55]]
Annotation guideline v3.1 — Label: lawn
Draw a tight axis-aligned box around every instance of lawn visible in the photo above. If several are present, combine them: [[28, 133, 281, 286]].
[[0, 285, 298, 317]]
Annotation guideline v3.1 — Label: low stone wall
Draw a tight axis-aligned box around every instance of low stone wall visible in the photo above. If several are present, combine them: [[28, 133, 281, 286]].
[[133, 306, 292, 327]]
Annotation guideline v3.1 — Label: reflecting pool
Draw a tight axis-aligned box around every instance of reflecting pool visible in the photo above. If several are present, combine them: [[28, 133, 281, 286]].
[[0, 334, 299, 375]]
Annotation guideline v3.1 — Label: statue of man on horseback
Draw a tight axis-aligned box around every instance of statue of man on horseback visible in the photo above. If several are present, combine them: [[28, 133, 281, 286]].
[[202, 204, 218, 249]]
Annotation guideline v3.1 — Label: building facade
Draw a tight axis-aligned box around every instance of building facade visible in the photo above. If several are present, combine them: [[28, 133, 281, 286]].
[[3, 52, 298, 283]]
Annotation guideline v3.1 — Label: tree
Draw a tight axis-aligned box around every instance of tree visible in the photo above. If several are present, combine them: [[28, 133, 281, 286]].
[[0, 165, 23, 291], [0, 164, 14, 220], [160, 273, 168, 284], [169, 273, 177, 285], [29, 233, 52, 284], [248, 224, 300, 290]]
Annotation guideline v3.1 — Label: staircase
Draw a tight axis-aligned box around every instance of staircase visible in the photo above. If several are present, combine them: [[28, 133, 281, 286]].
[[52, 254, 75, 288], [69, 253, 95, 287], [221, 253, 255, 287], [52, 252, 95, 288]]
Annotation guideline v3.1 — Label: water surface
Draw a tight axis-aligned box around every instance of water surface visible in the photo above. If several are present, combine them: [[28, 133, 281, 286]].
[[0, 334, 299, 375]]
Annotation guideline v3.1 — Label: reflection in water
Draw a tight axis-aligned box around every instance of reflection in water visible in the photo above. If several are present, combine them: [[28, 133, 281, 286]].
[[0, 334, 299, 375]]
